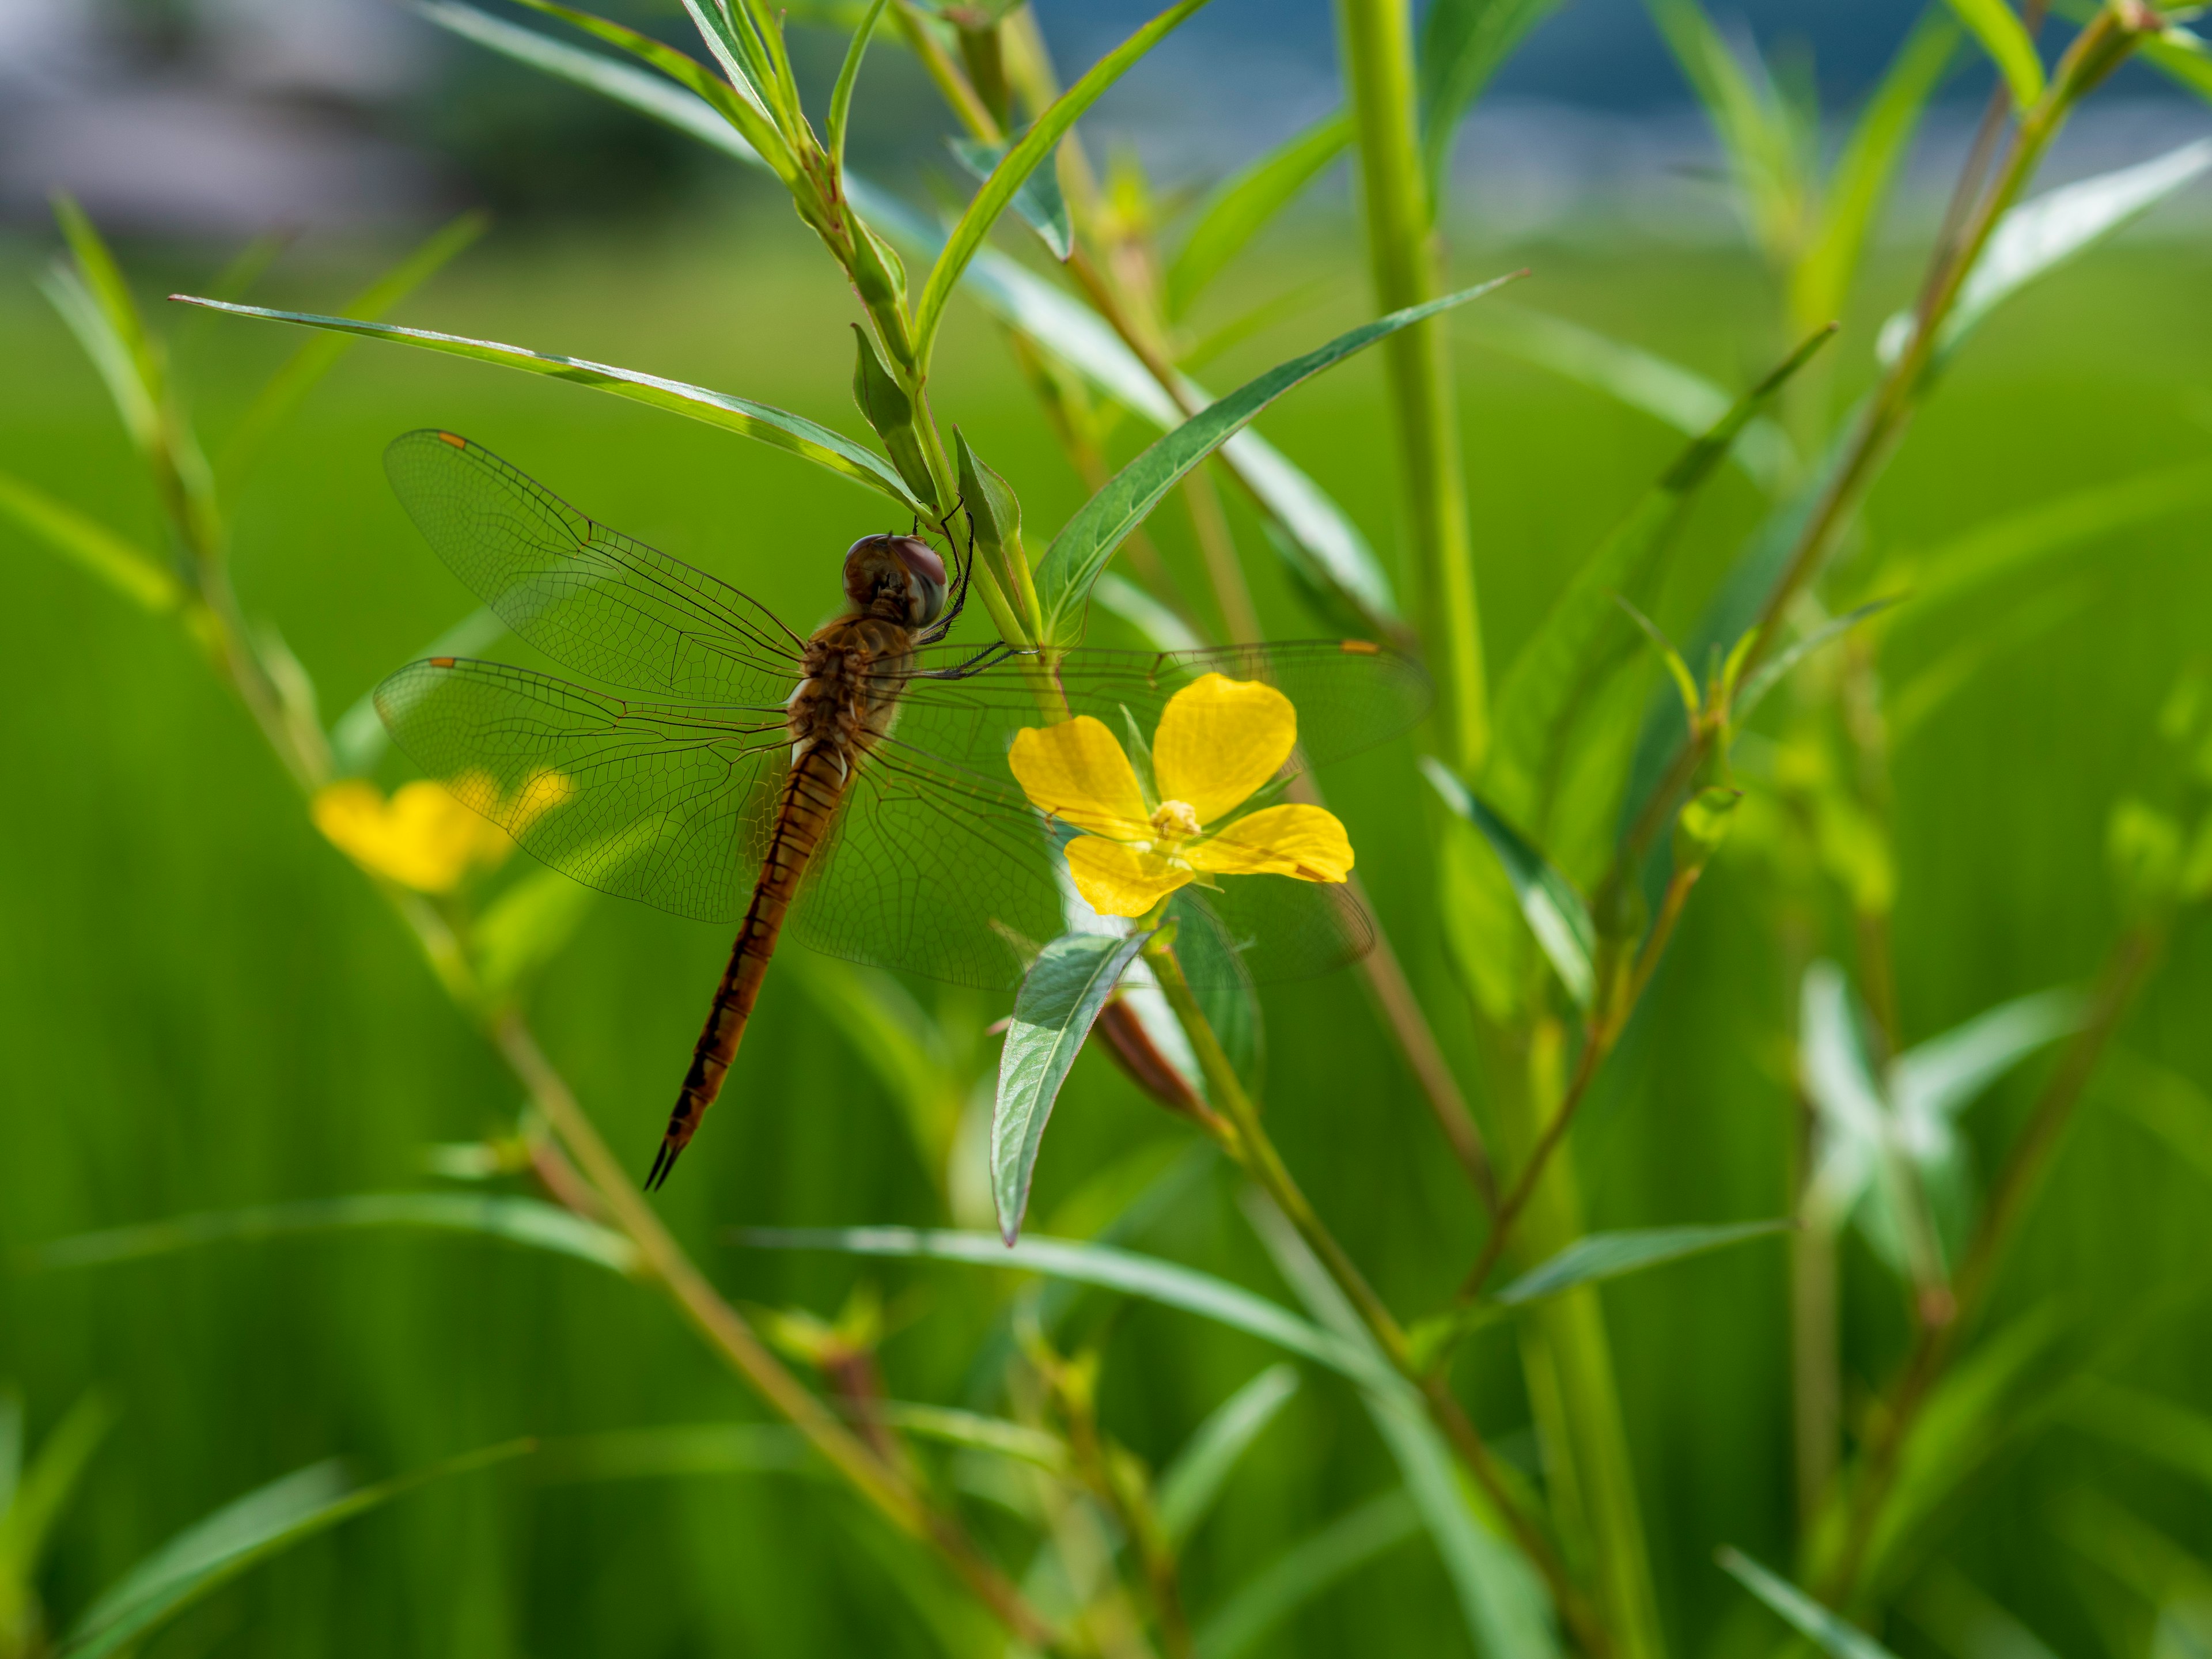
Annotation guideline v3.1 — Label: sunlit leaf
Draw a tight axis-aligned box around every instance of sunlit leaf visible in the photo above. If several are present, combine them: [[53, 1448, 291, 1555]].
[[328, 607, 507, 777], [1732, 596, 1900, 725], [1717, 1546, 1903, 1659], [1093, 573, 1204, 652], [1166, 109, 1351, 319], [913, 0, 1213, 365], [1194, 1488, 1421, 1659], [1889, 987, 2084, 1129], [167, 298, 924, 510], [949, 134, 1072, 262], [1423, 759, 1596, 1006], [826, 0, 888, 173], [734, 1225, 1369, 1380], [26, 1194, 638, 1277], [1157, 1363, 1300, 1544], [1493, 1221, 1790, 1305], [993, 930, 1152, 1241], [1035, 275, 1517, 640], [1941, 0, 2045, 111], [0, 1393, 113, 1619], [474, 865, 599, 996], [0, 471, 180, 613], [876, 1404, 1069, 1473], [1418, 0, 1568, 206], [60, 1441, 529, 1659]]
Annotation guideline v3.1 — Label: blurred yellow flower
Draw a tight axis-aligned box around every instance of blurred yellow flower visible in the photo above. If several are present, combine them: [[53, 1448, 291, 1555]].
[[1009, 673, 1354, 919], [312, 770, 570, 893]]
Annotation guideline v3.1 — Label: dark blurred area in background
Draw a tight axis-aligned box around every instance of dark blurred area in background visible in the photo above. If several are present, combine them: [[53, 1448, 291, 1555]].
[[2, 0, 2203, 238]]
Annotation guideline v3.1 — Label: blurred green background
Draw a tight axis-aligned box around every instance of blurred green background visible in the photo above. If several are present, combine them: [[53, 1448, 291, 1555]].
[[5, 168, 2212, 1656]]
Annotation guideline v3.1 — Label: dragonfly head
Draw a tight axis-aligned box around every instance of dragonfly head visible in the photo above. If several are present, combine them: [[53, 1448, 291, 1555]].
[[843, 533, 948, 627]]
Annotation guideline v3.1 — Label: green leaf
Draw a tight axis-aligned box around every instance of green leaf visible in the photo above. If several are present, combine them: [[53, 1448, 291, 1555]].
[[1156, 1363, 1300, 1544], [1885, 139, 2212, 369], [912, 0, 1213, 365], [782, 953, 968, 1186], [1494, 1221, 1791, 1306], [1717, 1547, 1903, 1659], [1732, 596, 1900, 725], [849, 324, 937, 501], [734, 1226, 1370, 1380], [1941, 0, 2045, 110], [0, 471, 180, 613], [993, 930, 1152, 1242], [48, 192, 161, 444], [1418, 0, 1569, 208], [536, 1422, 806, 1482], [474, 865, 599, 996], [1889, 987, 2084, 1128], [876, 1404, 1069, 1472], [1791, 10, 1959, 329], [1422, 759, 1596, 1007], [1460, 305, 1796, 491], [2066, 1382, 2212, 1498], [1036, 275, 1516, 639], [0, 1393, 114, 1619], [1650, 0, 1812, 262], [329, 607, 507, 777], [1093, 573, 1203, 652], [827, 0, 888, 172], [1166, 109, 1351, 319], [2135, 24, 2212, 105], [1193, 1489, 1422, 1659], [220, 210, 487, 490], [949, 134, 1073, 262], [25, 1194, 638, 1278], [61, 1441, 531, 1659], [1486, 322, 1832, 840], [1241, 1194, 1560, 1659], [166, 298, 923, 510]]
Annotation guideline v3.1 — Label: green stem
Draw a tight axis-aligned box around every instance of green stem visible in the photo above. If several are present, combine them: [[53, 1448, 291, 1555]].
[[1335, 0, 1486, 772]]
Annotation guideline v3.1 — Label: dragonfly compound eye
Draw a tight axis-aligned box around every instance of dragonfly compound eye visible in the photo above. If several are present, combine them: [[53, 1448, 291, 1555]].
[[844, 533, 947, 625]]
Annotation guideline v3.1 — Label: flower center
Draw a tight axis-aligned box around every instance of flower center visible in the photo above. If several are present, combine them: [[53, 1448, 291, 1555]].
[[1149, 798, 1202, 846]]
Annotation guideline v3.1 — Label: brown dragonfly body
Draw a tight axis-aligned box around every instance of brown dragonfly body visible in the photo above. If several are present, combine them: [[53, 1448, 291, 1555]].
[[654, 539, 948, 1188]]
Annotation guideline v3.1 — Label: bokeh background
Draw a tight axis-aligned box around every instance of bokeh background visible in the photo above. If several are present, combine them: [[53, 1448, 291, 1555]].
[[5, 1, 2212, 1655]]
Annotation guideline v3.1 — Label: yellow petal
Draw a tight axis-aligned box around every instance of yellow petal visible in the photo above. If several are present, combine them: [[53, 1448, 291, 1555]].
[[1153, 674, 1296, 825], [1009, 717, 1152, 839], [1066, 837, 1194, 918], [312, 781, 474, 892], [1186, 804, 1354, 884]]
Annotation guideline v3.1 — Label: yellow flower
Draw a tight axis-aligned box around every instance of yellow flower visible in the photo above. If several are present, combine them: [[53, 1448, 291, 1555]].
[[311, 770, 571, 893], [1009, 673, 1355, 919]]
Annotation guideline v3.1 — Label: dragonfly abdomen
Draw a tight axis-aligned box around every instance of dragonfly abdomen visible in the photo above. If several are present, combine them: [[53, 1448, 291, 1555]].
[[645, 740, 851, 1190]]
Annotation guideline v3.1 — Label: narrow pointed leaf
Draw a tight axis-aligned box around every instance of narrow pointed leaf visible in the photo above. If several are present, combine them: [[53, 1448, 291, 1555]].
[[827, 0, 888, 172], [1166, 109, 1351, 318], [0, 471, 180, 612], [1733, 596, 1899, 725], [1194, 1490, 1422, 1659], [1157, 1363, 1300, 1543], [474, 865, 599, 995], [329, 606, 506, 777], [1941, 0, 2045, 110], [734, 1226, 1368, 1379], [1037, 276, 1516, 639], [536, 1422, 806, 1482], [62, 1441, 531, 1659], [166, 298, 922, 509], [1418, 0, 1570, 206], [0, 1395, 113, 1590], [25, 1194, 638, 1277], [1652, 0, 1806, 257], [949, 134, 1072, 261], [1493, 1221, 1790, 1306], [876, 1404, 1070, 1472], [993, 930, 1152, 1241], [913, 0, 1214, 363], [1423, 759, 1596, 1006], [1717, 1547, 1903, 1659], [1889, 987, 2084, 1126]]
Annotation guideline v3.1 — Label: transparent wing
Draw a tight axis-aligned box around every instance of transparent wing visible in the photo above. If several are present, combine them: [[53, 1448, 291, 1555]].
[[385, 429, 806, 702], [374, 657, 786, 923]]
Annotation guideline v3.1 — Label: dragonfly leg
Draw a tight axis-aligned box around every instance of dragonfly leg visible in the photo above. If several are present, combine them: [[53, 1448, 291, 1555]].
[[917, 498, 978, 645], [914, 641, 1024, 681]]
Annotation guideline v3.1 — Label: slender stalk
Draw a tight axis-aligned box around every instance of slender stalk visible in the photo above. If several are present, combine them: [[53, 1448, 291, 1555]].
[[1335, 0, 1486, 772]]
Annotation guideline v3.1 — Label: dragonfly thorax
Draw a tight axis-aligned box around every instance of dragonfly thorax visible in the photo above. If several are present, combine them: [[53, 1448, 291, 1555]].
[[842, 533, 946, 627]]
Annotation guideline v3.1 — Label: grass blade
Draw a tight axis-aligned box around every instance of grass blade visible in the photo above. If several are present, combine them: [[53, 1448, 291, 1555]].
[[2065, 1381, 2212, 1497], [1650, 0, 1808, 260], [0, 1395, 114, 1599], [1418, 0, 1569, 206], [1193, 1488, 1421, 1659], [62, 1441, 531, 1659], [24, 1194, 639, 1277], [1460, 304, 1796, 490], [1732, 596, 1900, 724], [949, 134, 1073, 262], [1889, 987, 2085, 1126], [1941, 0, 2045, 110], [220, 210, 487, 489], [536, 1423, 806, 1482], [1035, 275, 1517, 639], [827, 0, 888, 173], [993, 930, 1153, 1242], [1166, 108, 1352, 319], [328, 606, 506, 777], [1494, 1221, 1790, 1306], [733, 1226, 1369, 1380], [912, 0, 1214, 366], [0, 471, 180, 613], [1423, 759, 1596, 1006], [165, 298, 923, 509], [1156, 1363, 1300, 1544], [1717, 1546, 1903, 1659], [1791, 10, 1959, 329]]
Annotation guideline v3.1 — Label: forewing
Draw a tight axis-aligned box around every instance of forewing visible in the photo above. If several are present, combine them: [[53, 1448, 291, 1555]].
[[375, 657, 783, 922], [385, 429, 805, 700]]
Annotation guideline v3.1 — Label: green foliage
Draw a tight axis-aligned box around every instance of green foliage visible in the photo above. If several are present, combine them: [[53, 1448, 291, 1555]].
[[1418, 0, 1569, 207], [1942, 0, 2047, 109], [1166, 109, 1353, 319]]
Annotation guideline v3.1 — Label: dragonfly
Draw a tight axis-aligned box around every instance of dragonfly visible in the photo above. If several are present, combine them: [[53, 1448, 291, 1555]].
[[373, 430, 1430, 1187]]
